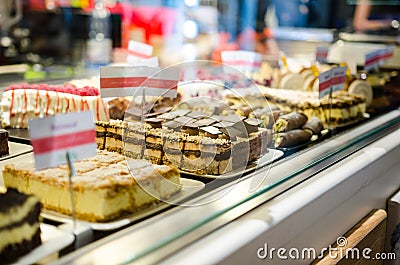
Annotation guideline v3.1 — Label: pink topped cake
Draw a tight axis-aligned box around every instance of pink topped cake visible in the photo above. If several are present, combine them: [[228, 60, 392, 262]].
[[0, 83, 109, 128]]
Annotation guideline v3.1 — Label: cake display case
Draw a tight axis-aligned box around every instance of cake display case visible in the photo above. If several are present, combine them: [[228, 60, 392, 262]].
[[1, 2, 400, 262], [0, 0, 400, 260], [0, 60, 399, 264]]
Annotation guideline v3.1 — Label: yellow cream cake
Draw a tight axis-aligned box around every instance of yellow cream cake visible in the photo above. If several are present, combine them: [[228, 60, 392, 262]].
[[2, 150, 182, 222]]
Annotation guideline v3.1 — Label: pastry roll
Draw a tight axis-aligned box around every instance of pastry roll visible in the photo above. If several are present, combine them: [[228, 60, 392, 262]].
[[302, 116, 323, 135], [274, 129, 312, 148], [273, 112, 308, 133]]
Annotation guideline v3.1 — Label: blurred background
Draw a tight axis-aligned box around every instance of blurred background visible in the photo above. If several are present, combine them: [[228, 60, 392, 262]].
[[0, 0, 397, 72]]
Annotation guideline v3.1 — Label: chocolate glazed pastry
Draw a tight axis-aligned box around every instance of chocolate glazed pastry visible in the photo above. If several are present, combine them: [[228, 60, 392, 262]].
[[274, 129, 312, 148], [302, 116, 323, 136], [273, 112, 308, 133]]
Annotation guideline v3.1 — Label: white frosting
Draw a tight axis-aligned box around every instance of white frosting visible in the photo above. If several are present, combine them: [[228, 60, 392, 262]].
[[0, 223, 40, 251], [0, 89, 109, 128], [0, 196, 39, 227]]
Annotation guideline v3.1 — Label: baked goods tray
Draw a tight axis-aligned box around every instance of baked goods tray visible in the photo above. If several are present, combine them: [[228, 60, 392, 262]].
[[12, 224, 75, 265], [41, 178, 205, 231], [181, 149, 284, 180], [0, 142, 33, 161]]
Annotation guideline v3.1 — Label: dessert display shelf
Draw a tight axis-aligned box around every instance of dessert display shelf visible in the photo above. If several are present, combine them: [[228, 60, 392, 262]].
[[0, 68, 398, 264]]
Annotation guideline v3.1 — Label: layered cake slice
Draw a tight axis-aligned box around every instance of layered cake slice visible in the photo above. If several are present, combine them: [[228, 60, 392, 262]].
[[104, 119, 124, 154], [2, 150, 182, 222], [96, 108, 270, 175], [0, 129, 9, 157], [0, 188, 42, 263], [0, 82, 109, 128], [260, 87, 366, 125]]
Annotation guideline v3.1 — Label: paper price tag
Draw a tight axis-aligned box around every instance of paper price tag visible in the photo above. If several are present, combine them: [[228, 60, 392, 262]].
[[221, 50, 262, 73], [29, 111, 97, 170], [330, 66, 347, 92], [379, 46, 394, 64], [365, 49, 382, 71], [127, 56, 159, 67], [100, 66, 179, 98], [127, 40, 153, 59], [316, 46, 329, 63], [319, 70, 331, 99]]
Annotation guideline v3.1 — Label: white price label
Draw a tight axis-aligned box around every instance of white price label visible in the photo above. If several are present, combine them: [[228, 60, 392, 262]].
[[100, 66, 179, 98], [29, 111, 97, 170]]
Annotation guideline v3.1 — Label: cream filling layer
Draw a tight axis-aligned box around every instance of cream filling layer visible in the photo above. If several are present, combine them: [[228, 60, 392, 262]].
[[0, 222, 39, 251], [0, 89, 109, 128], [0, 196, 39, 228]]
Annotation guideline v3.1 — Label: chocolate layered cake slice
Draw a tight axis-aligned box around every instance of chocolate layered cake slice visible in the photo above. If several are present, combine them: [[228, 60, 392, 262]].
[[261, 87, 367, 126], [161, 123, 186, 169], [144, 118, 165, 165], [95, 121, 108, 150], [124, 121, 148, 159], [105, 120, 125, 154], [0, 129, 9, 157], [0, 188, 42, 263], [180, 134, 222, 175]]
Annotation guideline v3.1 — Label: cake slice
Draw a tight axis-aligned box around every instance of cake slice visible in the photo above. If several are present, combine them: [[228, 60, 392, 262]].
[[2, 150, 182, 222], [0, 83, 109, 128], [0, 188, 42, 263], [0, 129, 9, 157]]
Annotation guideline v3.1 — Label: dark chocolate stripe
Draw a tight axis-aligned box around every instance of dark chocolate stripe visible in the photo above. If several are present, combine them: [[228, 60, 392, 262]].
[[164, 148, 182, 155], [182, 150, 231, 161], [0, 188, 29, 213], [96, 131, 106, 137], [0, 202, 41, 232], [125, 137, 145, 145], [145, 142, 163, 150], [106, 132, 122, 141], [0, 229, 41, 263]]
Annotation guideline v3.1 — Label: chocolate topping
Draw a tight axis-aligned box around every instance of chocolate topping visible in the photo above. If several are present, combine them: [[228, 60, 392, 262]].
[[163, 120, 182, 131], [244, 118, 261, 134], [200, 126, 222, 139], [218, 114, 246, 123], [213, 121, 235, 128], [175, 116, 195, 124], [192, 118, 216, 127], [145, 118, 163, 128], [186, 111, 208, 119]]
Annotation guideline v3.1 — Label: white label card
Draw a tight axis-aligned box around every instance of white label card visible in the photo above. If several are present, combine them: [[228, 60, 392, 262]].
[[28, 111, 97, 170], [221, 50, 262, 73], [318, 70, 331, 99], [100, 66, 179, 98], [316, 46, 329, 63], [330, 66, 347, 92], [127, 40, 153, 59]]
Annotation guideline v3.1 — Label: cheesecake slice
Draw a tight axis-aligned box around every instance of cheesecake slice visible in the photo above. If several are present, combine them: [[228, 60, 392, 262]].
[[2, 150, 182, 222]]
